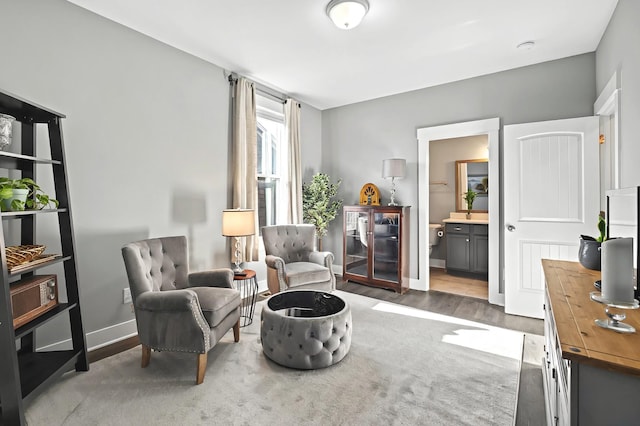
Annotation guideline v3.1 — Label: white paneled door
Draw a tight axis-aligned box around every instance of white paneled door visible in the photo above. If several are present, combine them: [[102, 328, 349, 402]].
[[504, 117, 599, 318]]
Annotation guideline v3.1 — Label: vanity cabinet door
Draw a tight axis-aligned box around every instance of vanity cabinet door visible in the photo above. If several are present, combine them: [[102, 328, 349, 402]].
[[471, 225, 489, 274], [446, 223, 488, 275], [446, 233, 470, 271]]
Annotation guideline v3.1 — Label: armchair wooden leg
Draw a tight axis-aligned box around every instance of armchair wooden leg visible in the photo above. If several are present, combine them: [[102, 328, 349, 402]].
[[141, 344, 151, 368], [233, 319, 240, 342], [196, 353, 207, 385]]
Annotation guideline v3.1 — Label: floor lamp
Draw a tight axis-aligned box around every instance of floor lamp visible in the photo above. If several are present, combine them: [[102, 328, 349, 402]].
[[222, 209, 255, 274]]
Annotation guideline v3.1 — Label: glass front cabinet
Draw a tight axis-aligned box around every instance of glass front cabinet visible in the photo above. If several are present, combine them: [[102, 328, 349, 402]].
[[343, 205, 410, 293]]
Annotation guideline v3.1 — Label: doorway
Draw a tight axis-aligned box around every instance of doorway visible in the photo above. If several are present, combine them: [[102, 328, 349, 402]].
[[417, 118, 502, 305], [429, 135, 489, 299]]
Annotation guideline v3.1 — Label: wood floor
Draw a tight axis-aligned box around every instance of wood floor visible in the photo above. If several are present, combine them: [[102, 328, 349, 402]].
[[337, 278, 545, 426], [337, 278, 542, 335], [429, 267, 489, 299]]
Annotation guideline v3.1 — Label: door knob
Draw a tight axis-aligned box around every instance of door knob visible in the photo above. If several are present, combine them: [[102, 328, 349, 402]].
[[507, 224, 516, 232]]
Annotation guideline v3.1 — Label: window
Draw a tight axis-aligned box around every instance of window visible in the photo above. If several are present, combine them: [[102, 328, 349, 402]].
[[256, 95, 287, 229]]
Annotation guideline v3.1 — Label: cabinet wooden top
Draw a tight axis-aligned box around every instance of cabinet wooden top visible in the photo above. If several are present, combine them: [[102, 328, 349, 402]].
[[345, 205, 410, 210], [542, 259, 640, 376]]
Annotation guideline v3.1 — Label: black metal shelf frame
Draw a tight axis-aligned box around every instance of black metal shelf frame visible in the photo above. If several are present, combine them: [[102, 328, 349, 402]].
[[18, 350, 82, 403], [0, 89, 88, 426]]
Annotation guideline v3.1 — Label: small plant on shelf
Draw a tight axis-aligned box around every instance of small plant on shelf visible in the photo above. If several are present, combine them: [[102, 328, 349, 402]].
[[0, 177, 59, 212]]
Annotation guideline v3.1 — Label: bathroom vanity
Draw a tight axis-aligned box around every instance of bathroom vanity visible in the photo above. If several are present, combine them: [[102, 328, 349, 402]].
[[343, 205, 410, 293], [443, 219, 488, 277]]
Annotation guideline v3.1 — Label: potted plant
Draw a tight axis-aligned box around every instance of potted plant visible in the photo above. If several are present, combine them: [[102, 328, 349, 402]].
[[302, 173, 343, 251], [0, 177, 59, 212], [463, 189, 476, 219], [578, 211, 606, 270]]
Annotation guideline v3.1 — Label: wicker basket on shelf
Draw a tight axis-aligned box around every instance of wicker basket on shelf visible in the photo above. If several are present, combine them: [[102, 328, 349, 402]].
[[5, 245, 46, 269]]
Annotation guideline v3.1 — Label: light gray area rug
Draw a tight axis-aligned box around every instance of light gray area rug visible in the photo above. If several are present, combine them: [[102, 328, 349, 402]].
[[26, 291, 523, 425]]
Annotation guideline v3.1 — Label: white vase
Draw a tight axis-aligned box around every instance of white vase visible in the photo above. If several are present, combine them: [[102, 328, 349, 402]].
[[0, 114, 15, 151], [1, 188, 29, 211]]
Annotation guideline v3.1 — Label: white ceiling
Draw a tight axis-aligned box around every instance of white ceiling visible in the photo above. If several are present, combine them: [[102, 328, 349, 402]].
[[66, 0, 618, 110]]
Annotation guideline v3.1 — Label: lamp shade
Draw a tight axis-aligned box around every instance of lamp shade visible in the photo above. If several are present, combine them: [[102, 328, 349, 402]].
[[382, 158, 406, 179], [222, 209, 255, 237], [326, 0, 369, 30]]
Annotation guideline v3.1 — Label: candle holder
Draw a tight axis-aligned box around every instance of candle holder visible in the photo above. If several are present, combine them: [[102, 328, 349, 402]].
[[590, 291, 640, 333]]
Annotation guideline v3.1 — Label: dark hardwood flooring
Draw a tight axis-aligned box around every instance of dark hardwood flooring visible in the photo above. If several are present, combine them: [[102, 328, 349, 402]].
[[337, 279, 543, 335]]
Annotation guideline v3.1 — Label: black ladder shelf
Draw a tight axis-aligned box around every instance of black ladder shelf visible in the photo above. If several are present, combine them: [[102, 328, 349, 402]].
[[0, 90, 88, 425]]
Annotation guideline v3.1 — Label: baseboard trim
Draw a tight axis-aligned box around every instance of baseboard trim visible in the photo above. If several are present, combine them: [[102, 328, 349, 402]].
[[38, 319, 138, 353], [88, 334, 140, 364], [430, 259, 446, 269], [333, 264, 342, 276]]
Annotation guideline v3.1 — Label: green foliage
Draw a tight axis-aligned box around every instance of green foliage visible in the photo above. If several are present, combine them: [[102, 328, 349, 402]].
[[302, 173, 343, 239], [596, 211, 607, 243], [463, 189, 476, 212], [0, 177, 59, 212]]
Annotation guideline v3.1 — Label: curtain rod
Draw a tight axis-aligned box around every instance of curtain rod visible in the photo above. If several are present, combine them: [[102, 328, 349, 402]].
[[227, 72, 299, 107]]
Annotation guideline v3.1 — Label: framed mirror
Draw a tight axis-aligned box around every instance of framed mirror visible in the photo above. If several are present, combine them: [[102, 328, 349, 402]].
[[455, 159, 488, 212]]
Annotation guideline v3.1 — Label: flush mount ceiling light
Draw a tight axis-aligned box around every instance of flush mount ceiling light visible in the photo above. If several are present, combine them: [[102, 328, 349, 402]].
[[326, 0, 370, 30], [517, 40, 536, 50]]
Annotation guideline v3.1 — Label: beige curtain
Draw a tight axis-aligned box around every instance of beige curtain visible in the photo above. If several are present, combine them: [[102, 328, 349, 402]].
[[232, 77, 259, 261], [285, 99, 302, 223]]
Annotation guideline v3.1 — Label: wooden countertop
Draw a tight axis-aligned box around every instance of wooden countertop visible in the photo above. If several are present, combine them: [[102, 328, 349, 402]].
[[542, 259, 640, 376], [442, 218, 489, 225]]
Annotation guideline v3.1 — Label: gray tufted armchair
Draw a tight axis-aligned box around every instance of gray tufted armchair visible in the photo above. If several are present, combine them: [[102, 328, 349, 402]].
[[121, 236, 241, 385], [262, 224, 336, 295]]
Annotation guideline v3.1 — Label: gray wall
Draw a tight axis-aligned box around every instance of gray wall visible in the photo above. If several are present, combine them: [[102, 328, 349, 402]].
[[322, 54, 596, 278], [596, 0, 640, 188], [0, 0, 321, 348]]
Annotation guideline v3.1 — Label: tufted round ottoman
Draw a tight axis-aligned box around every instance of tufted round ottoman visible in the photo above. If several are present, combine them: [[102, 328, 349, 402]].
[[261, 290, 352, 369]]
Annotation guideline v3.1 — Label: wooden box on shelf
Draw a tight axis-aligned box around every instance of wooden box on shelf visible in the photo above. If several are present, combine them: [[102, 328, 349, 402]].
[[10, 275, 58, 329]]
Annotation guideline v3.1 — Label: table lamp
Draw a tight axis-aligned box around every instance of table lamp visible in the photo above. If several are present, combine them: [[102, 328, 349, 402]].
[[222, 209, 255, 274], [382, 158, 406, 206]]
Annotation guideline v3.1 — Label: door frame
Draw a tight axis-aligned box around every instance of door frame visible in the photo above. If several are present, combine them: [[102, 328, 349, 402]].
[[417, 117, 502, 305], [594, 71, 621, 200]]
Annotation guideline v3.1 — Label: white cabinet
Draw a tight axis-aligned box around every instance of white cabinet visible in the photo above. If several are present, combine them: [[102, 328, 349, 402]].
[[542, 260, 640, 426]]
